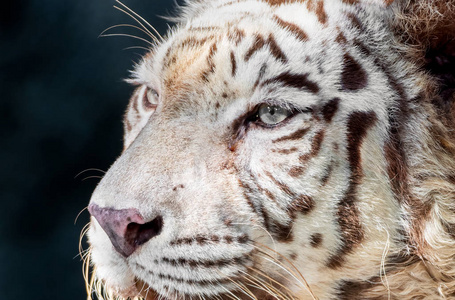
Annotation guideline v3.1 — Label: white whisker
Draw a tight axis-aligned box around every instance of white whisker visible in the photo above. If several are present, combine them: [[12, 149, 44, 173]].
[[257, 254, 317, 300], [82, 175, 104, 181], [254, 242, 317, 299], [123, 46, 151, 51], [217, 271, 254, 300], [380, 228, 391, 300], [236, 267, 284, 299], [74, 168, 106, 179], [114, 5, 159, 43], [113, 5, 160, 44], [75, 206, 88, 224], [100, 23, 156, 40], [247, 265, 295, 298], [99, 33, 155, 46], [115, 0, 164, 41], [231, 222, 278, 256]]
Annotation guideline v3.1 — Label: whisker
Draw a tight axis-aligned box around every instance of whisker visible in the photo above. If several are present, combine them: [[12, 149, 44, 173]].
[[255, 248, 303, 284], [115, 0, 164, 41], [123, 46, 151, 51], [75, 206, 88, 224], [257, 254, 302, 287], [82, 176, 104, 182], [237, 281, 258, 300], [79, 222, 91, 258], [142, 285, 151, 300], [250, 265, 292, 294], [252, 244, 317, 299], [235, 268, 270, 294], [99, 33, 155, 46], [254, 242, 317, 299], [75, 168, 106, 179], [103, 282, 111, 300], [100, 23, 155, 39], [75, 247, 91, 261], [247, 266, 295, 298], [236, 267, 290, 300], [113, 5, 160, 44], [218, 271, 254, 300], [380, 228, 391, 300], [244, 282, 274, 298], [135, 279, 147, 298], [82, 247, 93, 297], [256, 253, 317, 300], [255, 245, 302, 279], [231, 222, 278, 256], [81, 253, 92, 266], [219, 285, 241, 300], [96, 277, 108, 300]]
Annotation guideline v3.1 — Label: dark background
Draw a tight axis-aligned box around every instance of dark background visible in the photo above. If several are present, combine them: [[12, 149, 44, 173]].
[[0, 1, 178, 298]]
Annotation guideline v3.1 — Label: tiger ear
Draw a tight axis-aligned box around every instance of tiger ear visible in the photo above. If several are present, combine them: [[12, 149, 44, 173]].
[[392, 0, 455, 115]]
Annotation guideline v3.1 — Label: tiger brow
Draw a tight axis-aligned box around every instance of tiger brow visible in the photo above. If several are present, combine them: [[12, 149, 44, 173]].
[[260, 71, 320, 94]]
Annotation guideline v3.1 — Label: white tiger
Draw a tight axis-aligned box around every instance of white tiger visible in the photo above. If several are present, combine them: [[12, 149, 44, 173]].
[[84, 0, 455, 299]]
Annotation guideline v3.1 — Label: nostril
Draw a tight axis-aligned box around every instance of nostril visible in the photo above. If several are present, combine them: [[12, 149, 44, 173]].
[[88, 203, 163, 257], [125, 216, 163, 247]]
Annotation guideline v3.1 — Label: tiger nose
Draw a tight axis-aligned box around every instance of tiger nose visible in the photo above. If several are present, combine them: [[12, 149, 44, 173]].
[[88, 204, 163, 257]]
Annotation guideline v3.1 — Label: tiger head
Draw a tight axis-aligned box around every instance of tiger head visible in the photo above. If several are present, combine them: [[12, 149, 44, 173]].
[[85, 0, 455, 299]]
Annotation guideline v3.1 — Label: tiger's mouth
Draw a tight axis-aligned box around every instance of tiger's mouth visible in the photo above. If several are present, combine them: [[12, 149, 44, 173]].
[[135, 280, 158, 300]]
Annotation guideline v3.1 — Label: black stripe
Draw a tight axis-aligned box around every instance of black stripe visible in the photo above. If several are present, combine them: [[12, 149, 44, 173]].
[[327, 111, 377, 269], [340, 53, 368, 91], [273, 128, 310, 143], [321, 98, 340, 122], [230, 51, 237, 77], [262, 71, 320, 93]]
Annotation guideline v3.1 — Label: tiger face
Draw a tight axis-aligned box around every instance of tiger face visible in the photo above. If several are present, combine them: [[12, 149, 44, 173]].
[[85, 0, 455, 299]]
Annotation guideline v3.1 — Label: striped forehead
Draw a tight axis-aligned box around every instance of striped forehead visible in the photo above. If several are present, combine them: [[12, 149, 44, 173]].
[[134, 0, 380, 115]]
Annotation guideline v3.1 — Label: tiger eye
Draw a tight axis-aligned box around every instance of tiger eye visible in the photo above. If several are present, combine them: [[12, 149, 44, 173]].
[[143, 87, 159, 110], [257, 104, 292, 125]]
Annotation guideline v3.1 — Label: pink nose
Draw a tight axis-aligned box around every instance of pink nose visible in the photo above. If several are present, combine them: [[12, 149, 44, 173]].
[[88, 204, 163, 257]]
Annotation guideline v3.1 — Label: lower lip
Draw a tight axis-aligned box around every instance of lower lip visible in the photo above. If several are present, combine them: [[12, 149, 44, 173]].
[[136, 279, 159, 300]]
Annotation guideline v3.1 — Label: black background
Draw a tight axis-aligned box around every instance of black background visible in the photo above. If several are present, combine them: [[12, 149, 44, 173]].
[[0, 1, 178, 298]]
